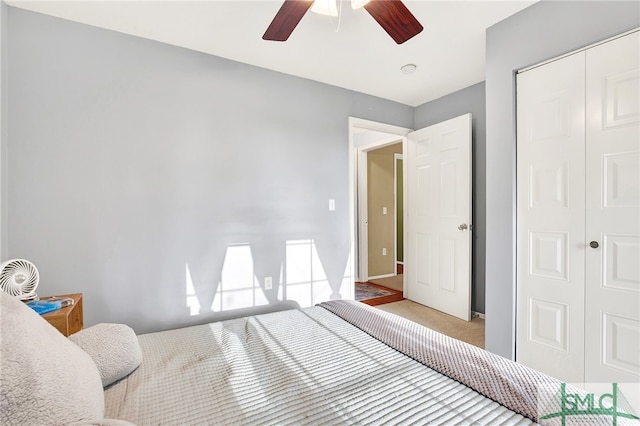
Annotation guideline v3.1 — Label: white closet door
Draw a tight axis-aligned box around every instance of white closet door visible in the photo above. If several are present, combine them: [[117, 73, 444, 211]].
[[516, 52, 586, 382], [584, 31, 640, 384]]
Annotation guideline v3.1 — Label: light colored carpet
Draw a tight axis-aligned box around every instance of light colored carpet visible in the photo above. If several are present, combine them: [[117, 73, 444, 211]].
[[369, 274, 403, 292], [375, 299, 485, 349]]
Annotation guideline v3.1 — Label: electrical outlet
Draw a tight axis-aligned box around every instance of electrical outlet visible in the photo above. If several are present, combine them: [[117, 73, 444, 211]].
[[382, 207, 387, 215], [265, 277, 273, 290], [382, 248, 387, 256]]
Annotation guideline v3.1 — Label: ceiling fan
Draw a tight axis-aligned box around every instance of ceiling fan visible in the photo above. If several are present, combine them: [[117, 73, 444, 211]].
[[263, 0, 423, 45]]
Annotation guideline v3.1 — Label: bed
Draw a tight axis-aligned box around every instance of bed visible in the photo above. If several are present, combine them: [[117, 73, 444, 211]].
[[0, 292, 624, 425]]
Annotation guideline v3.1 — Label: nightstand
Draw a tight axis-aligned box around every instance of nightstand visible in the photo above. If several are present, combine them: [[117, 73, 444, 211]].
[[41, 293, 84, 336]]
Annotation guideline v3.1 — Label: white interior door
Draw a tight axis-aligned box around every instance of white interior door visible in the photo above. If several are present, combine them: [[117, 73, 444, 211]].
[[516, 51, 587, 383], [406, 113, 472, 321], [584, 31, 640, 385]]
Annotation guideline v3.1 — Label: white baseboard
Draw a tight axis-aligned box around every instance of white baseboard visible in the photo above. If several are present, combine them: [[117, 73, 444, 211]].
[[367, 273, 396, 280], [472, 311, 485, 319]]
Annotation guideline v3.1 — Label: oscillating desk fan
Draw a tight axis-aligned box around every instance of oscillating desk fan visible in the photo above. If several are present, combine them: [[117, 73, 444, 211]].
[[0, 259, 40, 300]]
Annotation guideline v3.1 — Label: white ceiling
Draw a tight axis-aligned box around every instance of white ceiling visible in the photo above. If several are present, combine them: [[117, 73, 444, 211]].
[[5, 0, 536, 106]]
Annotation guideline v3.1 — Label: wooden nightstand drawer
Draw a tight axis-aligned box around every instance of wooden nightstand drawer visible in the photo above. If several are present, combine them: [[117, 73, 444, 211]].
[[41, 293, 83, 336]]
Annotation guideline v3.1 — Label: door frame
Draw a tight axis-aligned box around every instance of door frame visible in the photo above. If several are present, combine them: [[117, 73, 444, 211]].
[[348, 117, 411, 285], [394, 153, 404, 277]]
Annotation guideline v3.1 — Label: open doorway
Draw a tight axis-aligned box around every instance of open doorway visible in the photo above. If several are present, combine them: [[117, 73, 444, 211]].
[[363, 145, 403, 300], [348, 118, 410, 305], [367, 144, 402, 279]]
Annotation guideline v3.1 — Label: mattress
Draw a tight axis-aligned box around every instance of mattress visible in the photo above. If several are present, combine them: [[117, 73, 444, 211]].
[[105, 303, 534, 425]]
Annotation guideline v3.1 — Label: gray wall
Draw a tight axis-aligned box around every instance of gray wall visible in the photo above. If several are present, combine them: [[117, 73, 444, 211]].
[[6, 7, 413, 333], [485, 0, 640, 358], [0, 1, 6, 261], [414, 82, 486, 314]]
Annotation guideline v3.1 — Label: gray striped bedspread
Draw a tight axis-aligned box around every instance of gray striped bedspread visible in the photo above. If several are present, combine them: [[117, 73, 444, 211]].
[[105, 303, 538, 425]]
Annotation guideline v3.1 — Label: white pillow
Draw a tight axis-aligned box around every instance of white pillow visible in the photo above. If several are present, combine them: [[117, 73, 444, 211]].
[[69, 323, 142, 387], [0, 292, 106, 426]]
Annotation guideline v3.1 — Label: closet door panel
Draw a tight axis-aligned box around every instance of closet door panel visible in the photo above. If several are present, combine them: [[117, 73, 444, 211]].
[[516, 51, 586, 382], [585, 31, 640, 384]]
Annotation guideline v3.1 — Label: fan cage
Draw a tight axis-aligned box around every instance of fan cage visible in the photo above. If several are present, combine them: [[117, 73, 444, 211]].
[[0, 259, 39, 300]]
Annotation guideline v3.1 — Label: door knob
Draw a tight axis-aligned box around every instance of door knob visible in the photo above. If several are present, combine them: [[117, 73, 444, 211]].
[[589, 241, 599, 249], [458, 224, 468, 231]]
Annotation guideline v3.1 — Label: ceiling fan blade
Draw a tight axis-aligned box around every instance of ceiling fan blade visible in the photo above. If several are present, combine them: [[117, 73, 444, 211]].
[[363, 0, 423, 44], [263, 0, 314, 42]]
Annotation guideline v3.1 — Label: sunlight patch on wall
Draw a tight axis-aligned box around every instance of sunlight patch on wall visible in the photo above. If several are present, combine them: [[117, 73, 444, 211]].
[[286, 239, 332, 307], [185, 264, 201, 316], [185, 239, 350, 315], [211, 243, 269, 312]]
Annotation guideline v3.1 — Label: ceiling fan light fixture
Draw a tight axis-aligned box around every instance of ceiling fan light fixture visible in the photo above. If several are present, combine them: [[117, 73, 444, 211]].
[[311, 0, 338, 16], [263, 0, 422, 44], [351, 0, 370, 9]]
